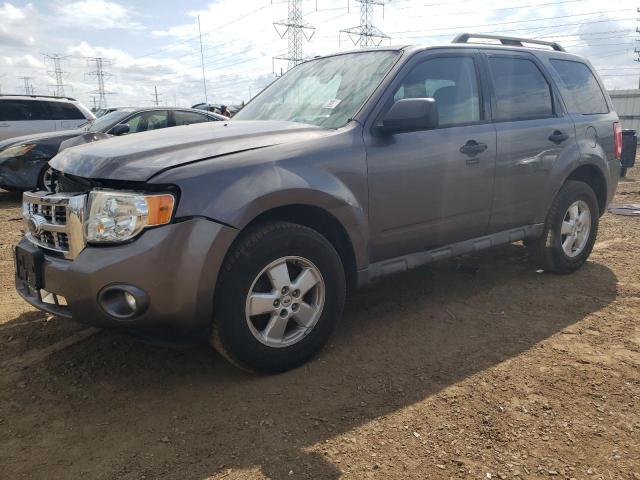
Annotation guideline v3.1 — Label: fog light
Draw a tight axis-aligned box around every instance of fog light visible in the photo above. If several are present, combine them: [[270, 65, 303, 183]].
[[97, 285, 149, 320]]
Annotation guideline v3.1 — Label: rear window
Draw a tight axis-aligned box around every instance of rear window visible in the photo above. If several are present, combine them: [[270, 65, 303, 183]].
[[0, 99, 49, 121], [488, 57, 554, 122], [44, 101, 86, 120], [174, 111, 211, 125], [550, 59, 608, 115]]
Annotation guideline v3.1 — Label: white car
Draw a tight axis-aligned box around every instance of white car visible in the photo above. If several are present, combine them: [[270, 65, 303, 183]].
[[0, 95, 95, 141]]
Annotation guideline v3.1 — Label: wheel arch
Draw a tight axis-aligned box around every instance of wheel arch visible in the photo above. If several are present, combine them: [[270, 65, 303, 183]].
[[563, 164, 608, 215], [240, 204, 360, 291]]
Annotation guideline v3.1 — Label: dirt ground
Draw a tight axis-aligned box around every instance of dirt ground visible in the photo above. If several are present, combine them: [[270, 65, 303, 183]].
[[0, 170, 638, 480]]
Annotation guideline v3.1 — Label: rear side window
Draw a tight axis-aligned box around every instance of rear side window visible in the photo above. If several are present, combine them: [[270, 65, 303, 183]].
[[550, 59, 608, 115], [174, 111, 211, 126], [0, 100, 48, 121], [488, 57, 554, 122], [45, 101, 86, 120]]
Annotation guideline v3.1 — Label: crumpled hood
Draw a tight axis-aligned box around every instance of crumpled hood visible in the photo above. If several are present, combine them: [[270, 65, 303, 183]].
[[50, 120, 328, 181], [0, 129, 84, 151]]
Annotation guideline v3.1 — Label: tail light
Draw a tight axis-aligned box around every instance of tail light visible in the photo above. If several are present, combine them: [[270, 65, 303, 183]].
[[614, 122, 622, 160]]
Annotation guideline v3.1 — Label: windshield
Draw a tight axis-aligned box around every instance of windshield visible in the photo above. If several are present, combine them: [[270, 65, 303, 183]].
[[87, 110, 133, 133], [234, 51, 399, 129]]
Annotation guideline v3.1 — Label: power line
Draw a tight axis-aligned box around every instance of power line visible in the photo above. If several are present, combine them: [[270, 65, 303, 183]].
[[43, 53, 70, 97], [85, 57, 113, 109], [273, 0, 316, 73], [340, 0, 389, 47]]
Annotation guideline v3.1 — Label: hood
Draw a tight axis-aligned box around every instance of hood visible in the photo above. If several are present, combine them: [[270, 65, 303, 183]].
[[0, 129, 85, 151], [50, 120, 330, 181]]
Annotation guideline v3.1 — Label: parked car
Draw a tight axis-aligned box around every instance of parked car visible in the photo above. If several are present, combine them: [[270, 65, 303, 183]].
[[93, 107, 123, 118], [0, 107, 227, 191], [15, 34, 621, 373], [0, 95, 94, 141]]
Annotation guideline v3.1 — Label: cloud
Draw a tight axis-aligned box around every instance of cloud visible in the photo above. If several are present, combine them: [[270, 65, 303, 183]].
[[0, 3, 37, 47], [56, 0, 144, 30]]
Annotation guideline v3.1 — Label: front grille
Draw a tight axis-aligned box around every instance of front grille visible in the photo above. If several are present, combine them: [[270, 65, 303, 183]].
[[22, 191, 86, 259]]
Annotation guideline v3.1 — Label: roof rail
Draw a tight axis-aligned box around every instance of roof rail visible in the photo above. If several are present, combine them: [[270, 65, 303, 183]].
[[0, 94, 77, 101], [452, 33, 565, 52]]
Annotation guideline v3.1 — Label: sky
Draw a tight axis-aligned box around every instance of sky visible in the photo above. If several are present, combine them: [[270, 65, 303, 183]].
[[0, 0, 638, 110]]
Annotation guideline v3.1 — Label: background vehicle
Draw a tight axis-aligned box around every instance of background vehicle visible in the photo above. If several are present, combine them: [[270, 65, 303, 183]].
[[0, 95, 94, 141], [16, 35, 621, 373], [0, 107, 227, 191]]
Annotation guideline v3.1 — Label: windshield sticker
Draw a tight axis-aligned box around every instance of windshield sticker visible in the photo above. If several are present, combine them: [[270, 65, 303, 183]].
[[322, 99, 342, 109]]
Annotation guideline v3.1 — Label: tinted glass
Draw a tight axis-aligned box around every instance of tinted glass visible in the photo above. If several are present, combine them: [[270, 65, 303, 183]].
[[0, 99, 48, 121], [234, 51, 399, 129], [45, 101, 85, 120], [393, 56, 481, 126], [550, 59, 608, 115], [125, 111, 169, 133], [88, 109, 134, 132], [489, 57, 553, 121], [174, 111, 210, 125]]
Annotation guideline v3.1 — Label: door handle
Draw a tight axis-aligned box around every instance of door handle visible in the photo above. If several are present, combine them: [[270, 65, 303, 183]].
[[548, 130, 569, 144], [460, 140, 488, 157], [0, 124, 9, 127]]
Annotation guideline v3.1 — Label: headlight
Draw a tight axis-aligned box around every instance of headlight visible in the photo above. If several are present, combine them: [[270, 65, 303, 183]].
[[85, 190, 175, 243], [0, 144, 36, 159]]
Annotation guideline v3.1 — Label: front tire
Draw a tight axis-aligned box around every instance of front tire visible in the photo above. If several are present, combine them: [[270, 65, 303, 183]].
[[529, 180, 599, 274], [211, 222, 346, 373]]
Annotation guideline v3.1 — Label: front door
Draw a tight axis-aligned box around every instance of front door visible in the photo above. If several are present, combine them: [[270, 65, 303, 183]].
[[366, 52, 497, 262]]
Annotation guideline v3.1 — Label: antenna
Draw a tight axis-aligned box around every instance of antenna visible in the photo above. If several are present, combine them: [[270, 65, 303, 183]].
[[85, 57, 114, 108], [17, 76, 35, 95], [198, 14, 208, 104], [273, 0, 316, 72], [340, 0, 389, 48], [43, 53, 70, 97]]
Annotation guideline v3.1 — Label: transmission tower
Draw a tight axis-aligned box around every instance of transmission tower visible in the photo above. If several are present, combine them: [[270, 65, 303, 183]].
[[43, 54, 70, 97], [17, 76, 35, 95], [85, 57, 114, 108], [151, 86, 162, 106], [340, 0, 389, 48], [273, 0, 316, 72]]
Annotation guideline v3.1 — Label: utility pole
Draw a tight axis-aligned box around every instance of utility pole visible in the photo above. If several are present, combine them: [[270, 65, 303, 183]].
[[85, 57, 113, 108], [91, 96, 98, 111], [198, 15, 208, 104], [636, 8, 640, 89], [340, 0, 389, 48], [273, 0, 316, 72], [17, 76, 34, 95], [151, 85, 162, 106], [43, 53, 70, 97]]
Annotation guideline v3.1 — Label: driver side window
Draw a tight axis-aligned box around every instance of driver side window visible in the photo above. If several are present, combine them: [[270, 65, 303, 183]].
[[393, 56, 481, 127]]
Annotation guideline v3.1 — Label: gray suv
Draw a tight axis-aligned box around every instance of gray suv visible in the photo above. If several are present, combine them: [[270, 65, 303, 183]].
[[15, 34, 621, 373]]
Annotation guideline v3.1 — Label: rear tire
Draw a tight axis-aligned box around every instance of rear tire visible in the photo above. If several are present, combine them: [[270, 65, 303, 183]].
[[529, 180, 599, 274], [211, 222, 346, 373]]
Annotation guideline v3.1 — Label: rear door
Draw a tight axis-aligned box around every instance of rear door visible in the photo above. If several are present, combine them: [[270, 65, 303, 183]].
[[366, 50, 497, 261], [0, 99, 56, 140], [483, 52, 577, 232]]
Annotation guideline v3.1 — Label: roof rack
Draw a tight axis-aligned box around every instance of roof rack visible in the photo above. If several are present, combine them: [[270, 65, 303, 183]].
[[452, 33, 565, 52], [0, 94, 77, 101]]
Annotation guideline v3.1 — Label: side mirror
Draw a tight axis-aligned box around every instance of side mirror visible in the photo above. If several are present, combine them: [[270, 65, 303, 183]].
[[111, 123, 130, 136], [380, 98, 438, 135]]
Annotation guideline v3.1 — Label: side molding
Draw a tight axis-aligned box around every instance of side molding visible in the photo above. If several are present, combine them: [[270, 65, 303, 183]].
[[358, 224, 544, 286]]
